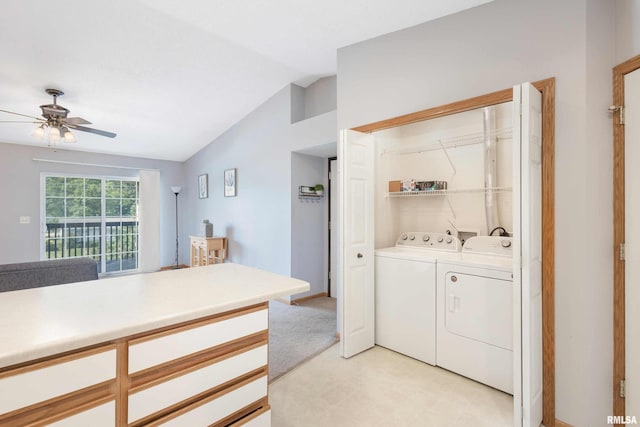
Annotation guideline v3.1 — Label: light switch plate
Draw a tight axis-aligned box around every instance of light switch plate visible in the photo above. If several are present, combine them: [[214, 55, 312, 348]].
[[19, 216, 30, 224]]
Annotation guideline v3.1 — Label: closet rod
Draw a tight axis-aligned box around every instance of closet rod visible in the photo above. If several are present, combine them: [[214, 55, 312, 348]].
[[382, 128, 512, 156], [32, 158, 159, 171]]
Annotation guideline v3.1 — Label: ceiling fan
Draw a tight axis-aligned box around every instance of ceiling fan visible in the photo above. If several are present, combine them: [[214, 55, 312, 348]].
[[0, 88, 116, 145]]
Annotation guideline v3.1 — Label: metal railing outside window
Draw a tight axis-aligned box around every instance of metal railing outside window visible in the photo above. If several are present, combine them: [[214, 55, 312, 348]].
[[42, 175, 140, 274]]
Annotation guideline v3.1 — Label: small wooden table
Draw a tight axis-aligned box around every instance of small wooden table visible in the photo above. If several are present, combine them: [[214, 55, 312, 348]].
[[189, 236, 228, 267]]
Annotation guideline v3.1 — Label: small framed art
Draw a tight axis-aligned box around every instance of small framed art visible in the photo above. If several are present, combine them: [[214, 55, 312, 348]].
[[224, 168, 236, 197], [198, 173, 208, 199]]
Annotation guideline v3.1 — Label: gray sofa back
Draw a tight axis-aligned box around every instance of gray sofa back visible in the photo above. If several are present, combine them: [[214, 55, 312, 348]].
[[0, 258, 99, 293]]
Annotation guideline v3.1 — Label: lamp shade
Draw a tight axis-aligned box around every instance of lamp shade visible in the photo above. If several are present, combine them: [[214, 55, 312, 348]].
[[49, 127, 61, 143], [170, 186, 182, 194], [64, 130, 77, 143], [31, 125, 45, 139]]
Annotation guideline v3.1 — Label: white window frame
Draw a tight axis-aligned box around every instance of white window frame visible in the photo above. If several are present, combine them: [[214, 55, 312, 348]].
[[40, 172, 140, 276]]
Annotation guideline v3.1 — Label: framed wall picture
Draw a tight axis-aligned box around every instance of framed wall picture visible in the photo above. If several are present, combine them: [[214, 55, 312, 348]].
[[224, 168, 236, 197], [198, 173, 208, 199]]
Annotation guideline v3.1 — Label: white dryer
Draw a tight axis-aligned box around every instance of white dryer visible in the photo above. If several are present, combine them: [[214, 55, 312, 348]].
[[375, 232, 460, 365], [436, 236, 514, 394]]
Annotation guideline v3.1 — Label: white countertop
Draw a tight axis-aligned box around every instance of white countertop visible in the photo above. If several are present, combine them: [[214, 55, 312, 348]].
[[0, 263, 309, 369]]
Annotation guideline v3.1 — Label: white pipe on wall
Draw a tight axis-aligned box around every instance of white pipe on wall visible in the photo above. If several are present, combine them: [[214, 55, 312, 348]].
[[483, 106, 500, 234]]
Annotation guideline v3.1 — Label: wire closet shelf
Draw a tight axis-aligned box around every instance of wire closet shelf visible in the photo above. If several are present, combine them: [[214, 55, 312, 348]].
[[388, 187, 512, 198], [381, 127, 513, 156]]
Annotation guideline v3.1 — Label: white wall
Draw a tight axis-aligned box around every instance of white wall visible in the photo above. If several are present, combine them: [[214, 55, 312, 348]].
[[290, 153, 328, 300], [615, 0, 640, 63], [291, 110, 337, 155], [337, 0, 614, 424], [0, 142, 184, 267], [183, 86, 293, 275], [304, 76, 337, 119]]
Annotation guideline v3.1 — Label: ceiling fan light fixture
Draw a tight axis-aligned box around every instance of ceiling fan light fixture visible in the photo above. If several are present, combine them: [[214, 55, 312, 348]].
[[31, 124, 45, 139], [4, 88, 117, 145], [64, 129, 77, 143], [48, 126, 61, 143]]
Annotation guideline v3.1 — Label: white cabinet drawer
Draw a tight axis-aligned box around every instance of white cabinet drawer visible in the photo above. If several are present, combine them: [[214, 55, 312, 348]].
[[129, 308, 267, 373], [47, 401, 115, 427], [159, 377, 268, 427], [238, 409, 271, 427], [129, 345, 267, 423], [0, 347, 115, 414]]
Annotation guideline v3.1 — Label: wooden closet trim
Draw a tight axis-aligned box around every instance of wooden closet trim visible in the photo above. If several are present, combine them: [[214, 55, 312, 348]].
[[351, 77, 556, 426], [613, 54, 640, 422]]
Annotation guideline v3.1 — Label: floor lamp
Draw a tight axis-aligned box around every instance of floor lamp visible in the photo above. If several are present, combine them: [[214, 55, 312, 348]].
[[170, 186, 182, 269]]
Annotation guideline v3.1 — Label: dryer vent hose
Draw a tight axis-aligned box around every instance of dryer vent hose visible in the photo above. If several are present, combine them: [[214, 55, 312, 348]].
[[483, 106, 500, 234]]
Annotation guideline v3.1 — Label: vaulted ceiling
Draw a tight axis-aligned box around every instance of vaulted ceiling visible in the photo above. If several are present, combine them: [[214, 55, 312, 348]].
[[0, 0, 493, 161]]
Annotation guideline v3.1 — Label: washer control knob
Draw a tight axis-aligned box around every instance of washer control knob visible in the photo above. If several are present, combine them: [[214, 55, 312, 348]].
[[437, 236, 444, 243], [445, 237, 453, 244], [422, 235, 430, 242], [410, 235, 416, 241], [401, 234, 408, 240], [501, 239, 512, 248]]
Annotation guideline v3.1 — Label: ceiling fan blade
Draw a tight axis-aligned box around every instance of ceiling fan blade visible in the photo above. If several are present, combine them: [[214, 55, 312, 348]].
[[0, 120, 41, 123], [0, 108, 44, 121], [73, 125, 116, 138], [64, 117, 92, 125]]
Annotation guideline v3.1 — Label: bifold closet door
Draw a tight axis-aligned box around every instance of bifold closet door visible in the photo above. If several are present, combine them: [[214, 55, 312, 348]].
[[513, 82, 543, 427], [339, 129, 375, 359]]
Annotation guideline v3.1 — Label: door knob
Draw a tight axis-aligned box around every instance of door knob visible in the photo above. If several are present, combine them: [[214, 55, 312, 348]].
[[357, 253, 363, 258]]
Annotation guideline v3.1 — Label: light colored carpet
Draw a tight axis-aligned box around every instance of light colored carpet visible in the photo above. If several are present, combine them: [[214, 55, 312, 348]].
[[268, 297, 337, 382]]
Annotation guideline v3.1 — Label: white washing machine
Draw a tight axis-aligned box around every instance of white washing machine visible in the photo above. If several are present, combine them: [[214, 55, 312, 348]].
[[436, 236, 514, 393], [375, 232, 461, 365]]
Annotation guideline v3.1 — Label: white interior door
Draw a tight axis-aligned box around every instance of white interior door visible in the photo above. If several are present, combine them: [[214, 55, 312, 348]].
[[513, 82, 543, 427], [330, 159, 338, 299], [339, 129, 375, 358], [625, 67, 640, 418]]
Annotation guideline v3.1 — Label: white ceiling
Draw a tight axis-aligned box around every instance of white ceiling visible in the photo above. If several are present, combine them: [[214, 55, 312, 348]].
[[0, 0, 492, 161]]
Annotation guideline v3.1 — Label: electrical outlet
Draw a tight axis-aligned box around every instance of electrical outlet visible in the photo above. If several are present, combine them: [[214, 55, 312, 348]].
[[19, 216, 30, 224]]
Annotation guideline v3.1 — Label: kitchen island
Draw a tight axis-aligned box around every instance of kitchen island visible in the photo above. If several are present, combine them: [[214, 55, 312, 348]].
[[0, 263, 309, 426]]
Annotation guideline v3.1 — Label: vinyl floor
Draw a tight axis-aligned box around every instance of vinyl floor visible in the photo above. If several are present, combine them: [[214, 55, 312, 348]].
[[269, 343, 513, 427]]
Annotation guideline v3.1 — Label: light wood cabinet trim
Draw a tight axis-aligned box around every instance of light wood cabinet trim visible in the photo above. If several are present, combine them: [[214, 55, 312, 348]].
[[0, 380, 115, 426], [1, 303, 271, 426], [130, 369, 267, 427], [127, 303, 267, 346], [0, 343, 116, 378], [115, 339, 129, 426], [129, 331, 267, 393], [212, 398, 269, 427]]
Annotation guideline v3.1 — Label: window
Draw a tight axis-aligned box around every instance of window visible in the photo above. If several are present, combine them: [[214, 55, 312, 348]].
[[42, 175, 140, 274]]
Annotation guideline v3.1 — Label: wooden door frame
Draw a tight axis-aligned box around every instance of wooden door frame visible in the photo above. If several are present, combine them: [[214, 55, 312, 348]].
[[352, 77, 556, 426], [613, 54, 640, 421]]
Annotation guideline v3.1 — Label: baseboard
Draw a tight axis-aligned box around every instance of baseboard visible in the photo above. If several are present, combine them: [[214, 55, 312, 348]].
[[160, 264, 189, 271], [291, 292, 328, 304], [555, 419, 573, 427], [336, 332, 341, 340]]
